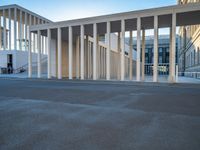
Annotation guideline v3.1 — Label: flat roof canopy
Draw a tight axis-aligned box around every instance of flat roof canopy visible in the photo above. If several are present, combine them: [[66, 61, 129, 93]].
[[31, 3, 200, 40]]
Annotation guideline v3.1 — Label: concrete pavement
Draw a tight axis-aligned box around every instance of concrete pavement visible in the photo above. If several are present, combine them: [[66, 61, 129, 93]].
[[0, 78, 200, 150]]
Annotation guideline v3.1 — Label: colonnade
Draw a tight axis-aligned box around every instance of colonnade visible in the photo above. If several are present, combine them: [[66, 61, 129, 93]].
[[0, 6, 49, 52], [29, 14, 177, 83]]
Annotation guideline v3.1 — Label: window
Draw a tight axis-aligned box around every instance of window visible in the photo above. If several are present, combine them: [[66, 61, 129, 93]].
[[159, 47, 162, 53], [159, 56, 162, 64], [166, 47, 169, 52], [145, 57, 148, 63]]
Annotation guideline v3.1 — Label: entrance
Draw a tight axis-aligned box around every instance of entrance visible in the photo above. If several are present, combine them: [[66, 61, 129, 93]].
[[7, 54, 13, 74]]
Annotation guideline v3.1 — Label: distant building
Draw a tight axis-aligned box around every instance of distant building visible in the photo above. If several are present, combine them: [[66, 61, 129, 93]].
[[178, 0, 200, 78], [132, 35, 178, 75], [0, 5, 51, 74]]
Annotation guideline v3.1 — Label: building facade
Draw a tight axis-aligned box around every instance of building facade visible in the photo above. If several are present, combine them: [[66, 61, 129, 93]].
[[0, 5, 51, 73], [178, 0, 200, 78], [132, 35, 178, 75]]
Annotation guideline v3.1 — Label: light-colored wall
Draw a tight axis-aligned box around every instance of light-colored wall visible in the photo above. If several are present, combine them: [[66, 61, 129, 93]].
[[0, 50, 47, 70]]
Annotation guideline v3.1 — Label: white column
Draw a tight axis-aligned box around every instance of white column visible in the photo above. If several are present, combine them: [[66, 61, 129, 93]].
[[14, 8, 17, 50], [28, 31, 32, 78], [69, 26, 73, 80], [121, 19, 125, 81], [76, 36, 80, 79], [106, 22, 111, 80], [41, 35, 44, 54], [129, 31, 133, 80], [169, 28, 172, 80], [47, 29, 51, 79], [25, 12, 27, 51], [29, 15, 32, 54], [169, 13, 176, 83], [142, 30, 146, 81], [117, 32, 121, 80], [153, 16, 158, 82], [93, 23, 97, 80], [136, 17, 141, 81], [3, 9, 6, 50], [33, 16, 36, 52], [80, 25, 84, 80], [37, 30, 41, 78], [58, 27, 62, 79], [8, 8, 11, 50], [19, 10, 22, 50]]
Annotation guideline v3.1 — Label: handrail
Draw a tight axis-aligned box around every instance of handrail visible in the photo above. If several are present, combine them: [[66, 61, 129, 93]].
[[13, 57, 47, 74]]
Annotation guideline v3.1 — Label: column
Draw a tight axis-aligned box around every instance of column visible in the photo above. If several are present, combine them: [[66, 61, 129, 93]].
[[129, 31, 133, 80], [9, 8, 11, 50], [3, 9, 6, 50], [80, 25, 84, 80], [136, 17, 141, 81], [28, 31, 32, 78], [37, 30, 41, 78], [169, 13, 176, 83], [76, 36, 80, 79], [93, 23, 97, 80], [33, 16, 36, 52], [29, 15, 32, 52], [47, 29, 51, 79], [25, 12, 27, 51], [69, 26, 73, 80], [57, 27, 62, 79], [87, 36, 90, 79], [106, 22, 111, 80], [117, 32, 121, 80], [85, 35, 89, 78], [142, 30, 146, 81], [14, 8, 17, 50], [121, 20, 125, 81], [153, 16, 158, 82], [19, 10, 22, 50]]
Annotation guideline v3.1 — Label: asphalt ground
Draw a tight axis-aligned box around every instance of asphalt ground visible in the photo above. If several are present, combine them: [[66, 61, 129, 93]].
[[0, 78, 200, 150]]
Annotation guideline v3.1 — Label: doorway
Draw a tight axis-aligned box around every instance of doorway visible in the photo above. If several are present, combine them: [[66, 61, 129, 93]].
[[7, 54, 13, 74]]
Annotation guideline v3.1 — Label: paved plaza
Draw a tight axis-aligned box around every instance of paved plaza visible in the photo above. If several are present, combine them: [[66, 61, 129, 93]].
[[0, 78, 200, 150]]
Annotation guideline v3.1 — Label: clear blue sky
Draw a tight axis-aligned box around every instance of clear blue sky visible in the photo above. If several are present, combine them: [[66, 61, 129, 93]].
[[1, 0, 177, 21]]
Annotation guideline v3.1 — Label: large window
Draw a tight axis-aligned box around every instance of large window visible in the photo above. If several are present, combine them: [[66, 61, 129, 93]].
[[166, 47, 169, 52], [159, 56, 162, 63], [159, 47, 162, 53]]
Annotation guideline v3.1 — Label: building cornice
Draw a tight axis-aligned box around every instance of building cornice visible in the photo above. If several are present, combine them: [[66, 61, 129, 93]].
[[0, 4, 52, 23], [30, 3, 200, 31]]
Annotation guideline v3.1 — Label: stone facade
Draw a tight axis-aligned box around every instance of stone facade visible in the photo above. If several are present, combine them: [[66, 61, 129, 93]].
[[178, 0, 200, 78]]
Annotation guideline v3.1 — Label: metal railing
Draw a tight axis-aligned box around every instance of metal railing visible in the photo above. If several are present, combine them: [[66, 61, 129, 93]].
[[178, 71, 200, 79], [13, 57, 47, 74]]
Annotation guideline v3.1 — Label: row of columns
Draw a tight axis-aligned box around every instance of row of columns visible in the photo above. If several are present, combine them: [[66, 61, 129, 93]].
[[29, 14, 176, 83], [0, 8, 48, 51]]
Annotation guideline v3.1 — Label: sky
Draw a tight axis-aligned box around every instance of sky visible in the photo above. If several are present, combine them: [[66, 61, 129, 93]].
[[1, 0, 177, 21], [0, 0, 177, 35]]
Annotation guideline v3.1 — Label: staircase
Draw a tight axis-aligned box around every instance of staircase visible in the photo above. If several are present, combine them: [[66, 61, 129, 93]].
[[13, 57, 48, 74]]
